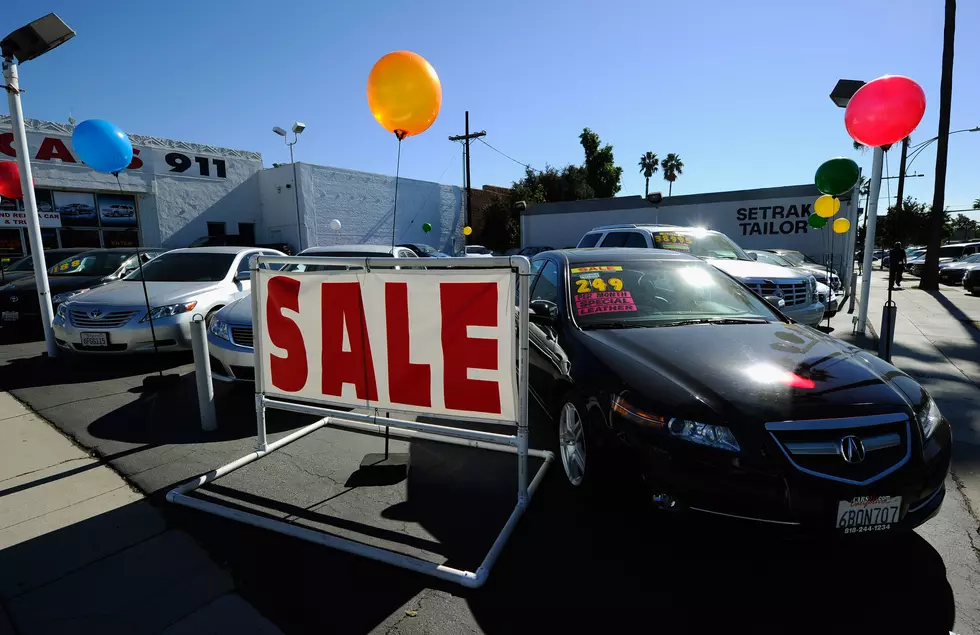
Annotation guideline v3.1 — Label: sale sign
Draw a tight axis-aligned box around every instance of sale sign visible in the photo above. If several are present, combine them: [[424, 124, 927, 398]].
[[256, 268, 518, 423]]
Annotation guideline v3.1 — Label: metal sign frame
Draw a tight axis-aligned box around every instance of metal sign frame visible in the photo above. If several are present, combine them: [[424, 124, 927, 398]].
[[168, 255, 553, 588]]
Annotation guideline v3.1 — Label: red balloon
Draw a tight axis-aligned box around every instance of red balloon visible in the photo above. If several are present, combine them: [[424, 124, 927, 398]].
[[0, 162, 23, 199], [844, 76, 926, 148]]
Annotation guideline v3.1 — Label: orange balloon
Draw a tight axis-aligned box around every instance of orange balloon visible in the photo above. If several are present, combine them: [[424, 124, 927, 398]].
[[367, 51, 442, 139]]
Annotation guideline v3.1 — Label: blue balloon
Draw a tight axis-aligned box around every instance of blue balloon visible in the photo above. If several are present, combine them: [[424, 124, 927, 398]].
[[72, 119, 133, 174]]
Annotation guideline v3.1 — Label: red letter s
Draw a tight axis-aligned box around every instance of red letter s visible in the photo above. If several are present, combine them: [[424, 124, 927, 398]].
[[127, 147, 143, 170], [267, 276, 307, 392], [440, 282, 501, 414]]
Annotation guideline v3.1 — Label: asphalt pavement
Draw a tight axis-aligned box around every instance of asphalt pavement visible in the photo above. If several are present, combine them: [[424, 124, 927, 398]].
[[1, 308, 979, 634]]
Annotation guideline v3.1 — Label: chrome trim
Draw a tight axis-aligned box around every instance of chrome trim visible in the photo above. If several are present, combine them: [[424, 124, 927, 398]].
[[784, 432, 901, 456], [689, 506, 801, 526], [768, 422, 912, 486], [765, 412, 908, 432], [908, 483, 944, 513]]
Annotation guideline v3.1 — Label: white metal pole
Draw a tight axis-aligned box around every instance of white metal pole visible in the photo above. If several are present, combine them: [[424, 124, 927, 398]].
[[857, 146, 884, 334], [3, 58, 57, 357], [190, 315, 217, 431]]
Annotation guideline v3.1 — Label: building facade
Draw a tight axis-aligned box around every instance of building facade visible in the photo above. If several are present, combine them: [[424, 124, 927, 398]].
[[0, 117, 463, 259]]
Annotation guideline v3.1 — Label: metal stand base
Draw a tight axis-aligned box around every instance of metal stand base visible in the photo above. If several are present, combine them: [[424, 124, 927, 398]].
[[142, 373, 182, 390], [354, 453, 411, 485]]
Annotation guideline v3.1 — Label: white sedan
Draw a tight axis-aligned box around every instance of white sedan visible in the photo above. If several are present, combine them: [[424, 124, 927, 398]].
[[464, 245, 494, 258], [53, 246, 284, 353]]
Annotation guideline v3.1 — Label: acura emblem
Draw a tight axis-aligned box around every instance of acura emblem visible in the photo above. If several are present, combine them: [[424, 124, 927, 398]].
[[839, 435, 866, 464], [88, 309, 103, 319], [9, 295, 17, 303]]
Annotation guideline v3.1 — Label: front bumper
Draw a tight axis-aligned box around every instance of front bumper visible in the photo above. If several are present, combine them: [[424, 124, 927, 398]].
[[783, 301, 825, 327], [939, 269, 967, 285], [207, 329, 255, 382], [626, 416, 951, 534], [52, 310, 195, 353]]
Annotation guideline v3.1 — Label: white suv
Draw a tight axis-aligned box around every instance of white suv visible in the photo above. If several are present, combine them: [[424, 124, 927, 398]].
[[577, 224, 824, 326]]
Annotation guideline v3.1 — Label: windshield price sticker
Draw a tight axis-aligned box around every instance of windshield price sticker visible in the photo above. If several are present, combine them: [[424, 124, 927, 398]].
[[576, 272, 601, 280], [654, 233, 692, 252], [575, 291, 637, 316], [575, 276, 624, 294], [571, 266, 622, 274]]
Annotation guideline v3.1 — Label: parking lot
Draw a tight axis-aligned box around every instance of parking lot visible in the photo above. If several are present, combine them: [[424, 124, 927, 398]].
[[2, 308, 980, 634]]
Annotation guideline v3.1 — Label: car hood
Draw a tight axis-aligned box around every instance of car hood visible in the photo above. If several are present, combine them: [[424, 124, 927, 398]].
[[68, 280, 224, 307], [579, 322, 914, 425], [942, 261, 980, 271], [0, 271, 37, 285], [216, 295, 252, 323], [709, 259, 807, 280], [6, 274, 107, 294]]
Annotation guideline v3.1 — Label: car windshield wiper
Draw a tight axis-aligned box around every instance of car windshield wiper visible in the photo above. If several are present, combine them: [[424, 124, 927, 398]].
[[705, 317, 771, 324], [585, 321, 650, 330]]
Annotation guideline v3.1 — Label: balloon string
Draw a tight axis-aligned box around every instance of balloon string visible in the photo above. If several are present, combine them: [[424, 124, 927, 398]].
[[391, 137, 402, 250]]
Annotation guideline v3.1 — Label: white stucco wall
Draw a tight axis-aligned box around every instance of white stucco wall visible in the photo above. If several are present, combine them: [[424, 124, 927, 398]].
[[293, 164, 464, 253]]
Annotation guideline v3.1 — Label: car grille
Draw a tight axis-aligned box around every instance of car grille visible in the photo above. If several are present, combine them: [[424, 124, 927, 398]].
[[230, 327, 253, 348], [743, 280, 809, 307], [70, 309, 139, 329], [765, 413, 911, 485]]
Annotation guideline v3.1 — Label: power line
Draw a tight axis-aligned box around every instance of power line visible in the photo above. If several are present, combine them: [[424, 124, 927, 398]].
[[476, 137, 537, 172]]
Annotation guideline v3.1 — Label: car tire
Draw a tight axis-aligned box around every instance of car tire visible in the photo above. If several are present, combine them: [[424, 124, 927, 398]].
[[553, 392, 607, 495], [204, 307, 221, 327]]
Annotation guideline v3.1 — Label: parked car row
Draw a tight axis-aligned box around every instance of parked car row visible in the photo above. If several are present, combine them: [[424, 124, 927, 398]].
[[5, 229, 951, 538]]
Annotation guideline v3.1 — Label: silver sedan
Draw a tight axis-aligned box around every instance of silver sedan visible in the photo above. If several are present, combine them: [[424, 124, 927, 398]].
[[52, 246, 284, 353]]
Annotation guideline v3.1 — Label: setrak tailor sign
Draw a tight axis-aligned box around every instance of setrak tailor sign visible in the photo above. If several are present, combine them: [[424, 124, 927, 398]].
[[257, 268, 518, 422]]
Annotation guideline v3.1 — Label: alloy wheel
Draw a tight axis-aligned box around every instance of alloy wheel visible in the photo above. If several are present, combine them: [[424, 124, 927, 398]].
[[559, 402, 586, 487]]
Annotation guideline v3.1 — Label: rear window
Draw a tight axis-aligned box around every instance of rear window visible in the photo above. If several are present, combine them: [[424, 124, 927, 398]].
[[939, 246, 966, 258], [285, 251, 392, 272], [577, 233, 602, 248]]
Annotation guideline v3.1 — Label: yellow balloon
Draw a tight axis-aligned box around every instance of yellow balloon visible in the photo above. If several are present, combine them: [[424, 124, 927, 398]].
[[463, 226, 473, 236], [833, 218, 851, 234], [814, 195, 840, 218], [367, 51, 442, 139]]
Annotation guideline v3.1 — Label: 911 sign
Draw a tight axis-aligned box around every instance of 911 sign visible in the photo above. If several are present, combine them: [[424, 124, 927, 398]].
[[165, 153, 227, 178]]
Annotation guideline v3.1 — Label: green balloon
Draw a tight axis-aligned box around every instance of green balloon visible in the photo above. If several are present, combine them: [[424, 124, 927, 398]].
[[808, 213, 827, 229], [422, 222, 432, 233], [815, 157, 860, 196]]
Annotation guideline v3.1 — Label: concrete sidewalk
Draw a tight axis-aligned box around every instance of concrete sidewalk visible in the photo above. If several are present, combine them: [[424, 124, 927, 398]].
[[0, 392, 282, 635], [857, 269, 980, 522]]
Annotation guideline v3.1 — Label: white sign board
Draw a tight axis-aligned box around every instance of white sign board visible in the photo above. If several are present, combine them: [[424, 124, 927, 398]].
[[256, 268, 518, 423], [0, 207, 61, 228]]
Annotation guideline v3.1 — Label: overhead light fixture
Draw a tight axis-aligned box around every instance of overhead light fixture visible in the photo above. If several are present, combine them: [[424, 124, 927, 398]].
[[1, 13, 75, 64], [829, 79, 866, 109], [272, 126, 287, 137], [292, 122, 306, 135]]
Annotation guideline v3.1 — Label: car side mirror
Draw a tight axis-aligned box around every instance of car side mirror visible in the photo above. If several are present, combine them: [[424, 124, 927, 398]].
[[529, 299, 558, 325], [749, 253, 758, 261], [236, 270, 251, 282]]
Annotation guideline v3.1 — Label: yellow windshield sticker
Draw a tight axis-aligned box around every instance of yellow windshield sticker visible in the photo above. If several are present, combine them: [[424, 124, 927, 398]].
[[570, 265, 623, 273]]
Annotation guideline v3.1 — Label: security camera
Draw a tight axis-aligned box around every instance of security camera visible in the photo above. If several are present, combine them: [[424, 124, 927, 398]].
[[513, 200, 527, 211], [292, 122, 306, 135], [272, 126, 287, 137]]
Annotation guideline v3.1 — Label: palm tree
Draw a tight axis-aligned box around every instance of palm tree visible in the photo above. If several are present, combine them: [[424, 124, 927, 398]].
[[853, 140, 867, 153], [638, 152, 659, 198], [660, 153, 684, 196], [972, 197, 980, 210]]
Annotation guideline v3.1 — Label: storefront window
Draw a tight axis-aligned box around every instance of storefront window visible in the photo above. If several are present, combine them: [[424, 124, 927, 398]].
[[59, 229, 102, 249], [0, 229, 23, 268], [102, 229, 139, 248]]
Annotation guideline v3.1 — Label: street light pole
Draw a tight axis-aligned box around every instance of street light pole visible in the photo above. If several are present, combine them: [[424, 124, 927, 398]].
[[273, 123, 306, 250], [2, 58, 56, 356], [858, 146, 884, 335]]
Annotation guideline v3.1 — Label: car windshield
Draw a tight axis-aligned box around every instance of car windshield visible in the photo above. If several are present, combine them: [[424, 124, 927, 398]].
[[411, 244, 438, 255], [466, 246, 491, 255], [285, 251, 392, 272], [939, 246, 965, 258], [125, 252, 235, 282], [49, 252, 134, 276], [651, 230, 750, 261], [568, 260, 778, 329], [751, 252, 793, 267], [8, 251, 74, 272]]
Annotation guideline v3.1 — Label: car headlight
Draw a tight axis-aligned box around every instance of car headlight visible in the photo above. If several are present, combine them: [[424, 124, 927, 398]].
[[209, 316, 229, 341], [140, 301, 197, 322], [916, 396, 942, 440], [52, 288, 89, 305], [56, 303, 68, 319], [611, 395, 666, 427], [806, 275, 816, 300], [668, 418, 741, 452]]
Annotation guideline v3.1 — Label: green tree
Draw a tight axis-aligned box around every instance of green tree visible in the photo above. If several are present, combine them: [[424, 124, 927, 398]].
[[638, 152, 659, 198], [660, 153, 684, 196], [972, 197, 980, 210], [579, 128, 623, 198]]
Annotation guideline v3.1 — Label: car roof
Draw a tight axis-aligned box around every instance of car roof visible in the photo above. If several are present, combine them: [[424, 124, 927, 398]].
[[168, 246, 268, 255], [541, 248, 702, 264], [299, 244, 405, 255], [586, 224, 707, 233]]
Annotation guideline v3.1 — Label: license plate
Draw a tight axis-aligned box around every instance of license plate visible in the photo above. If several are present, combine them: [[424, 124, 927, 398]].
[[1, 311, 18, 322], [837, 496, 902, 534], [80, 332, 109, 347]]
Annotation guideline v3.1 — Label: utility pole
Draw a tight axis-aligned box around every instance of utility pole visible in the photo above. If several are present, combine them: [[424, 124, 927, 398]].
[[922, 0, 956, 291], [895, 136, 909, 213], [448, 111, 486, 231]]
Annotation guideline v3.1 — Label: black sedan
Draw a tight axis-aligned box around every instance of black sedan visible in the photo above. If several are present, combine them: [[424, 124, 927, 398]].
[[1, 248, 89, 284], [0, 248, 164, 333], [526, 249, 950, 534]]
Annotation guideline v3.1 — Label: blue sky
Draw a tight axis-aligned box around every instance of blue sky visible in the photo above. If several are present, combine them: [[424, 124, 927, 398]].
[[6, 0, 979, 216]]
